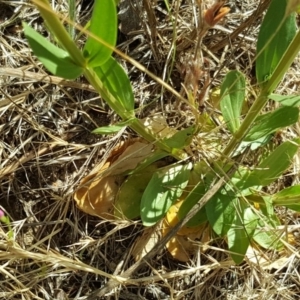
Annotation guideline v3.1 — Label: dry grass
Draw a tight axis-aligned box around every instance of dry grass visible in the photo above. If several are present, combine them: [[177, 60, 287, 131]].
[[1, 0, 300, 299]]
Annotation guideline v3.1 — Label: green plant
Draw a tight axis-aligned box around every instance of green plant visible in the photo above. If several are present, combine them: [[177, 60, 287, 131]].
[[25, 0, 300, 264], [0, 209, 13, 240]]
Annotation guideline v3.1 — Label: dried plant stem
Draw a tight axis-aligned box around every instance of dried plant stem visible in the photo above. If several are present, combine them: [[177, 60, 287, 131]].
[[0, 67, 95, 92]]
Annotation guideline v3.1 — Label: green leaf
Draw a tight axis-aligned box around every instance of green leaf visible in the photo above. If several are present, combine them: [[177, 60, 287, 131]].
[[206, 191, 236, 236], [269, 94, 300, 107], [141, 163, 192, 226], [256, 0, 297, 86], [237, 139, 300, 189], [177, 181, 208, 227], [114, 164, 159, 219], [129, 150, 168, 175], [177, 162, 212, 227], [92, 118, 135, 134], [244, 106, 299, 141], [23, 23, 83, 80], [253, 227, 283, 250], [94, 57, 134, 112], [83, 0, 117, 67], [253, 199, 283, 250], [227, 202, 258, 264], [233, 135, 272, 156], [220, 71, 246, 133], [271, 185, 300, 211], [163, 126, 195, 149]]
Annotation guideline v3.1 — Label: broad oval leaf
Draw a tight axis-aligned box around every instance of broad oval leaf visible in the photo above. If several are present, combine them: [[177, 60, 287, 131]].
[[163, 126, 196, 149], [141, 163, 192, 226], [244, 106, 299, 142], [177, 181, 208, 227], [94, 57, 134, 112], [256, 0, 297, 86], [253, 227, 283, 250], [228, 202, 258, 264], [233, 135, 272, 157], [83, 0, 117, 67], [114, 164, 160, 219], [269, 94, 300, 107], [205, 191, 236, 236], [236, 139, 300, 190], [220, 70, 246, 133], [175, 162, 210, 227], [271, 185, 300, 211], [253, 199, 283, 250], [23, 23, 83, 79]]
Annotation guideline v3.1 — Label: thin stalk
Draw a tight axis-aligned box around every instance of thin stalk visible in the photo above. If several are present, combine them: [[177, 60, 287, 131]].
[[222, 29, 300, 158], [31, 0, 186, 159], [222, 92, 268, 157], [263, 30, 300, 95], [32, 0, 85, 67], [84, 68, 185, 157], [68, 0, 76, 39]]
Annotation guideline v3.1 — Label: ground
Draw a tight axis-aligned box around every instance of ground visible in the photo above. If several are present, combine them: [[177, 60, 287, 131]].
[[1, 0, 300, 299]]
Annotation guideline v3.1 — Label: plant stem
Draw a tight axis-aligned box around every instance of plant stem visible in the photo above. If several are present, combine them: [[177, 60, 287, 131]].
[[84, 66, 185, 158], [68, 0, 76, 39], [222, 92, 269, 157], [32, 0, 85, 67], [223, 29, 300, 158], [263, 30, 300, 95], [31, 0, 186, 159]]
